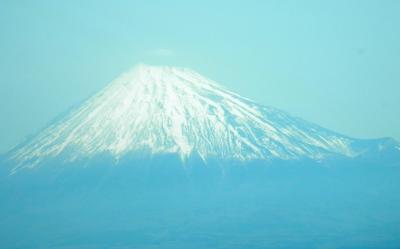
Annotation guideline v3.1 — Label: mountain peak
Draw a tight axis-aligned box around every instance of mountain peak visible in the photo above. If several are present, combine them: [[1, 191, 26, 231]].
[[7, 65, 398, 171], [115, 64, 221, 90]]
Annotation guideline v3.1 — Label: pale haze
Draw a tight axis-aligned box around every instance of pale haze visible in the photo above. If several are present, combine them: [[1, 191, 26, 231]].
[[1, 0, 399, 153]]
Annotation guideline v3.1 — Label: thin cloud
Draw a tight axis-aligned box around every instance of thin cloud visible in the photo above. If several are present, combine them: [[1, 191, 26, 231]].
[[148, 48, 175, 57]]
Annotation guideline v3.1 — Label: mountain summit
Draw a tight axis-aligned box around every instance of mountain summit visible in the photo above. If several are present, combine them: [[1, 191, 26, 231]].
[[8, 64, 399, 170]]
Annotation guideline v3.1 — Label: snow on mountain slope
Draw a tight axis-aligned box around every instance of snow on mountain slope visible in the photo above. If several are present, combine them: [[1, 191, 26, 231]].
[[7, 64, 396, 170]]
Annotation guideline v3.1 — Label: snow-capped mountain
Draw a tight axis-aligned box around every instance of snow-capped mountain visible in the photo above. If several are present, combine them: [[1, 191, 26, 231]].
[[7, 64, 399, 171]]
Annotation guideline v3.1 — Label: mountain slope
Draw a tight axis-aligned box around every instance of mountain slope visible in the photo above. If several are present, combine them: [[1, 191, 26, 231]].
[[7, 64, 399, 171]]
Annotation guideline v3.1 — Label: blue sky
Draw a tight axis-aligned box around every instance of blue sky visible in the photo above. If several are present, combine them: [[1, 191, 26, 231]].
[[0, 0, 399, 153]]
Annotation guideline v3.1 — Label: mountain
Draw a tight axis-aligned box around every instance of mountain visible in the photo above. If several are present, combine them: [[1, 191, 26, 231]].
[[6, 64, 400, 172], [2, 64, 400, 249]]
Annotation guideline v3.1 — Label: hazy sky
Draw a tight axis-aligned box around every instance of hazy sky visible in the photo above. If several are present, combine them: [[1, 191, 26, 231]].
[[0, 0, 399, 153]]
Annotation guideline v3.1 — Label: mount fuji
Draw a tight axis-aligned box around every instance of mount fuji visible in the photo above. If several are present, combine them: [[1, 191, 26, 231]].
[[5, 64, 400, 172], [1, 65, 400, 249]]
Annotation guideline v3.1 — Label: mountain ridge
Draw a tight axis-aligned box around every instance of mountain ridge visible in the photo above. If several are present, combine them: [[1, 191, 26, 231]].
[[5, 64, 400, 171]]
